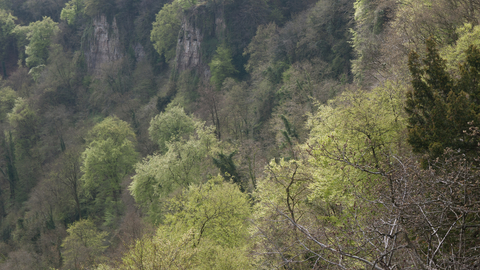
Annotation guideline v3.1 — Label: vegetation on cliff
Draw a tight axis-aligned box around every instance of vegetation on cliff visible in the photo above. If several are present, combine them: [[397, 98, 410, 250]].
[[0, 0, 480, 269]]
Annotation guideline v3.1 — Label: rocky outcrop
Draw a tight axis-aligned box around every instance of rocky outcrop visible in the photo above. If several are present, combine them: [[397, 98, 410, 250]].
[[175, 3, 226, 76], [85, 15, 122, 73]]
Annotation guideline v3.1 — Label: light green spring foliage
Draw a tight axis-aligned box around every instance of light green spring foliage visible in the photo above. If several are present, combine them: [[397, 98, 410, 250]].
[[177, 0, 197, 9], [209, 44, 237, 90], [120, 227, 253, 270], [0, 9, 16, 59], [81, 117, 137, 209], [120, 227, 198, 270], [93, 264, 114, 270], [165, 177, 251, 247], [122, 178, 253, 270], [0, 9, 15, 34], [130, 106, 219, 222], [8, 97, 38, 151], [150, 1, 181, 62], [60, 0, 85, 25], [252, 81, 407, 267], [441, 23, 480, 71], [254, 157, 314, 227], [350, 0, 382, 82], [306, 81, 406, 203], [0, 87, 17, 121], [20, 16, 59, 68], [256, 81, 406, 219], [253, 157, 330, 268], [61, 219, 108, 270], [148, 105, 196, 153]]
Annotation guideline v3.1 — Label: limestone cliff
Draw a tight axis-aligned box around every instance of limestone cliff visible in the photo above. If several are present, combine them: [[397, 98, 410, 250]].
[[175, 3, 226, 77], [85, 15, 122, 73], [84, 14, 146, 74]]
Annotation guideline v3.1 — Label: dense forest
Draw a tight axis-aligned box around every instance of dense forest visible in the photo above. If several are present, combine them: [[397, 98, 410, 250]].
[[0, 0, 480, 269]]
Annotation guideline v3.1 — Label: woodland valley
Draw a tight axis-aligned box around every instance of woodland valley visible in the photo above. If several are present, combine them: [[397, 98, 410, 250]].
[[1, 0, 480, 269]]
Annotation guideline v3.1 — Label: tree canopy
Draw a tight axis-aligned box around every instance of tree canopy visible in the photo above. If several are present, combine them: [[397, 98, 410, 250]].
[[150, 1, 181, 62], [406, 38, 480, 164], [81, 117, 138, 220]]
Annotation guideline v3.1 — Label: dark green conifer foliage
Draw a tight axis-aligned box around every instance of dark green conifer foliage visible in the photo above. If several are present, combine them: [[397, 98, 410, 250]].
[[406, 38, 480, 164], [212, 151, 243, 191], [0, 132, 19, 201], [280, 114, 298, 146], [279, 115, 298, 160]]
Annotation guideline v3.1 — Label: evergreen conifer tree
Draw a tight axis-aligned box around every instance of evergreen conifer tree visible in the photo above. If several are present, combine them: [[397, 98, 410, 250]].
[[406, 38, 480, 164]]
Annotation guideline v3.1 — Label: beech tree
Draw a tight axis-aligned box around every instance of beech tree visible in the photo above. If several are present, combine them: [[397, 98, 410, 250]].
[[81, 117, 138, 220], [0, 9, 16, 67], [122, 177, 253, 269], [62, 219, 108, 270], [0, 87, 17, 121], [130, 106, 219, 222], [8, 98, 39, 155], [53, 149, 83, 219], [60, 0, 85, 25], [209, 44, 237, 90], [148, 105, 195, 153], [254, 81, 408, 269], [21, 16, 59, 69], [165, 177, 251, 247], [150, 1, 181, 62]]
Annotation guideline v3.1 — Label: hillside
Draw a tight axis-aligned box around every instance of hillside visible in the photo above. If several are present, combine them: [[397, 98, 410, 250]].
[[0, 0, 480, 269]]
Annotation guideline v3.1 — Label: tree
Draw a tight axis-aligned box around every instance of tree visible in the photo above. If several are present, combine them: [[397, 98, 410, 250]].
[[120, 227, 197, 270], [60, 0, 85, 25], [253, 81, 408, 269], [441, 23, 480, 70], [61, 219, 108, 270], [22, 16, 59, 69], [0, 132, 19, 201], [0, 10, 16, 66], [212, 151, 243, 190], [150, 1, 181, 62], [81, 117, 138, 220], [122, 177, 253, 269], [130, 106, 219, 222], [148, 105, 195, 153], [53, 149, 83, 220], [0, 86, 17, 121], [7, 98, 39, 156], [351, 0, 395, 84], [406, 38, 480, 164], [166, 177, 251, 247], [84, 0, 115, 18], [164, 177, 252, 268], [6, 98, 41, 202], [209, 44, 237, 90]]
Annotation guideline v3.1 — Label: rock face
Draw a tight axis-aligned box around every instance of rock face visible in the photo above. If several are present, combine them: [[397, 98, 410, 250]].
[[175, 3, 226, 76], [85, 15, 122, 73]]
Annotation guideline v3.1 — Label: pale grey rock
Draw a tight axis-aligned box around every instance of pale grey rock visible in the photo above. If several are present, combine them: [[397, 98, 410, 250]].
[[85, 15, 122, 74]]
